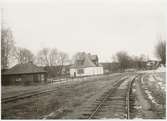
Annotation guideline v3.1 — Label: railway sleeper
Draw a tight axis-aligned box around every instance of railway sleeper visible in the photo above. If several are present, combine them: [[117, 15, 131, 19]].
[[93, 111, 126, 119], [101, 104, 126, 108], [101, 107, 126, 112], [106, 96, 125, 100]]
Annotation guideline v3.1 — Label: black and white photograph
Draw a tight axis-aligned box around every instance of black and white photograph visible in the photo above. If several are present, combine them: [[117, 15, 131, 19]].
[[1, 0, 166, 119]]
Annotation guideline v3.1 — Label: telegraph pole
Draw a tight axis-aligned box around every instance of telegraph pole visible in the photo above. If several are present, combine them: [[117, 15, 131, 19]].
[[1, 8, 3, 29], [1, 8, 5, 32]]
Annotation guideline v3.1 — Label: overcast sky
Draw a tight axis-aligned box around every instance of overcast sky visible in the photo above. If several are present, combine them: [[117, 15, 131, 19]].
[[1, 0, 167, 62]]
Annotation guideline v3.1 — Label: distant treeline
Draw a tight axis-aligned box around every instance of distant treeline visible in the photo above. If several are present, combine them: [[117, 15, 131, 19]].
[[2, 27, 166, 74]]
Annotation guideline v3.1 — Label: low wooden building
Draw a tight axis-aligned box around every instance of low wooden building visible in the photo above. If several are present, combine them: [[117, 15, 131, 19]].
[[2, 62, 47, 85]]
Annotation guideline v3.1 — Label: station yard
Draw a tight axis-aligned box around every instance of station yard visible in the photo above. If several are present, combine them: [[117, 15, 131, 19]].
[[1, 71, 166, 119]]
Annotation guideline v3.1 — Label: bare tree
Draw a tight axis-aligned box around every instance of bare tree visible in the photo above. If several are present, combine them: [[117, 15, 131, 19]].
[[57, 51, 69, 75], [1, 28, 15, 69], [155, 40, 166, 65], [131, 54, 146, 69], [72, 52, 85, 64], [36, 48, 60, 66], [111, 54, 118, 62], [115, 51, 131, 70], [14, 47, 34, 64], [36, 48, 69, 77], [49, 48, 59, 66], [36, 48, 50, 66]]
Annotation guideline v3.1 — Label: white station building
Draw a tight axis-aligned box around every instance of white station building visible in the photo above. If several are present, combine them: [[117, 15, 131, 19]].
[[70, 53, 104, 77]]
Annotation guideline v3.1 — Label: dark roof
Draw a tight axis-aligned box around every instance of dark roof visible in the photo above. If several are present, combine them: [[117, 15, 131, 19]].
[[147, 60, 160, 62], [88, 54, 98, 60], [71, 53, 102, 68], [3, 63, 46, 75]]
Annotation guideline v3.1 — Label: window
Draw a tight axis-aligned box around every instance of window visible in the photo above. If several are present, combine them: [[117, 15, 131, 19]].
[[16, 78, 22, 82], [77, 69, 84, 74], [41, 74, 44, 81]]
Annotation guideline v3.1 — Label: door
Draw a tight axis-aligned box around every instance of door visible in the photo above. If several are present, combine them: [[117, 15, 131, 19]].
[[74, 72, 76, 78]]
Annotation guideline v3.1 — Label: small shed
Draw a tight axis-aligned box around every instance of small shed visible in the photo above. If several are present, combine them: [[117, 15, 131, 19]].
[[2, 62, 47, 85]]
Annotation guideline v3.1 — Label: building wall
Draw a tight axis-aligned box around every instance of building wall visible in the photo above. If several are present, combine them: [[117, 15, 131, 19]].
[[2, 73, 47, 85], [70, 67, 104, 77], [22, 74, 34, 85], [2, 74, 34, 85], [33, 73, 46, 83]]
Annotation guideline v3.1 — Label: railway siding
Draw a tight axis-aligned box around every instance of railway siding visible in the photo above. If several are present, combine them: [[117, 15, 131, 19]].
[[68, 75, 137, 119], [88, 75, 136, 119], [2, 74, 126, 119]]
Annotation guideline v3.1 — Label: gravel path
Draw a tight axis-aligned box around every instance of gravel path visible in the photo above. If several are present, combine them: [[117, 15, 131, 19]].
[[135, 77, 155, 119], [132, 73, 165, 119]]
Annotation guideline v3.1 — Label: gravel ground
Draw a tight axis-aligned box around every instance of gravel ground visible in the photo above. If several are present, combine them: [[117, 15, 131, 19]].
[[2, 73, 126, 119], [134, 76, 156, 119], [143, 73, 166, 119], [132, 72, 166, 119]]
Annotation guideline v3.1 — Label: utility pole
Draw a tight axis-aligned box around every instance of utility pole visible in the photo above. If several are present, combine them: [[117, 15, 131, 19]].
[[1, 8, 7, 30], [1, 8, 4, 30]]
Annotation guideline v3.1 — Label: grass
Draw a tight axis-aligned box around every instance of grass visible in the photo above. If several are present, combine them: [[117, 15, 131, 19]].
[[2, 74, 123, 119]]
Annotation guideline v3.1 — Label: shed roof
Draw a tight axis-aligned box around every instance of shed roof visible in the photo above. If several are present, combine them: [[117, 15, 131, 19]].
[[3, 62, 46, 75]]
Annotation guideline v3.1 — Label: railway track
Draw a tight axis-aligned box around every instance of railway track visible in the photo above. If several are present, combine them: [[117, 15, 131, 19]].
[[2, 74, 123, 104], [1, 88, 59, 103], [1, 79, 71, 104], [2, 74, 137, 119], [2, 78, 84, 104], [78, 75, 137, 119]]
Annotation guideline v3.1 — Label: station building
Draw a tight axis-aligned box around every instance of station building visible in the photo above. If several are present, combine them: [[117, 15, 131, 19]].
[[70, 53, 104, 77], [2, 62, 47, 85]]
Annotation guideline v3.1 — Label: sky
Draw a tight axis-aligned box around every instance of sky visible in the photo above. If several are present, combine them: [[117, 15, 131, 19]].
[[1, 0, 167, 62]]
